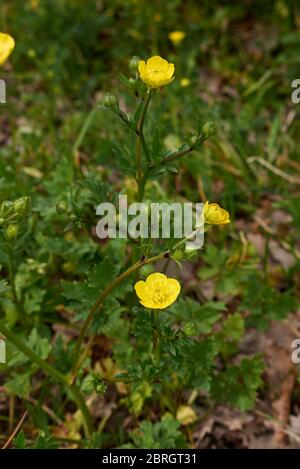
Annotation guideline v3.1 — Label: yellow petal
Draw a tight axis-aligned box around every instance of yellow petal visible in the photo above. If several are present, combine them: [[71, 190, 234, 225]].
[[0, 33, 15, 66], [145, 272, 167, 286], [134, 280, 149, 301], [167, 278, 181, 297], [140, 298, 157, 309], [147, 55, 169, 72], [138, 60, 146, 76], [166, 63, 175, 79]]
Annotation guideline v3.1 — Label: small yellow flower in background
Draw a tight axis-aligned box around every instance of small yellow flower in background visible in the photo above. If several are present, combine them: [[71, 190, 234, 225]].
[[176, 405, 198, 426], [0, 33, 15, 66], [138, 56, 175, 89], [180, 78, 190, 88], [30, 0, 40, 10], [204, 201, 230, 225], [168, 30, 186, 46], [135, 272, 180, 309]]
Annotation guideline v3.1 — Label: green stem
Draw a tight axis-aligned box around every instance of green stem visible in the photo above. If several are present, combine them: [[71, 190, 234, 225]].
[[6, 245, 18, 309], [137, 166, 149, 202], [136, 92, 152, 198], [150, 309, 160, 361], [151, 134, 207, 169], [0, 321, 93, 437], [6, 244, 26, 322]]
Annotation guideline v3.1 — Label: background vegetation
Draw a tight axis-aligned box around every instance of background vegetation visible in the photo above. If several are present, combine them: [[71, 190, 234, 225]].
[[0, 0, 300, 449]]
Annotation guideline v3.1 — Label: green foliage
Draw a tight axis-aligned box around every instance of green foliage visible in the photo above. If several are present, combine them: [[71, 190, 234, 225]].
[[211, 356, 264, 411], [242, 278, 297, 330], [123, 417, 187, 449]]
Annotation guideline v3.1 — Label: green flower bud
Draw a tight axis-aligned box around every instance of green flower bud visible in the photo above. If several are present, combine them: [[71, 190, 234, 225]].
[[13, 196, 31, 216], [183, 321, 198, 336], [104, 93, 118, 109], [62, 261, 76, 273], [202, 121, 218, 138], [5, 224, 18, 241], [56, 201, 68, 214], [189, 135, 199, 147], [129, 55, 140, 72], [0, 201, 14, 218], [0, 217, 5, 227]]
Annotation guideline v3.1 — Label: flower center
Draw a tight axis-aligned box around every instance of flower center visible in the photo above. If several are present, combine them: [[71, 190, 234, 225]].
[[147, 70, 165, 80], [148, 281, 167, 304]]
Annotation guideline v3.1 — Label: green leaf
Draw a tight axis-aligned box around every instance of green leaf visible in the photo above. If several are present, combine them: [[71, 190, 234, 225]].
[[123, 416, 186, 449], [211, 355, 264, 411], [216, 312, 245, 356], [9, 328, 51, 367], [13, 430, 26, 449], [6, 371, 31, 398]]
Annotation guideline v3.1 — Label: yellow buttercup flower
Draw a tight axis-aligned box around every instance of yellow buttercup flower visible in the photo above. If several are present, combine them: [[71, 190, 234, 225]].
[[204, 201, 230, 225], [135, 272, 180, 309], [168, 31, 186, 45], [180, 78, 190, 87], [0, 33, 15, 66], [138, 56, 175, 89]]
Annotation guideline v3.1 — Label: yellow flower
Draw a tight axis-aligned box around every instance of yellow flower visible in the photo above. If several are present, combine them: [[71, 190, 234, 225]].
[[135, 272, 180, 309], [30, 0, 40, 9], [204, 201, 230, 225], [180, 78, 190, 87], [138, 56, 175, 89], [0, 33, 15, 66], [168, 31, 186, 45], [176, 405, 198, 426]]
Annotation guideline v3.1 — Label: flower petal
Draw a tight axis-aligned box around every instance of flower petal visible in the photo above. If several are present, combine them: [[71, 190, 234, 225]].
[[147, 55, 169, 72], [140, 298, 157, 309], [138, 60, 146, 76], [0, 33, 15, 66], [166, 63, 175, 79], [146, 272, 167, 286], [134, 280, 150, 301], [167, 278, 181, 296]]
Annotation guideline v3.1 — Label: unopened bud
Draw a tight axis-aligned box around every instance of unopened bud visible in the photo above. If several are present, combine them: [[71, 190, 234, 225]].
[[189, 135, 199, 147], [104, 93, 118, 109], [56, 201, 68, 214], [0, 218, 5, 227], [183, 321, 198, 336], [62, 261, 76, 273], [5, 224, 18, 241], [0, 201, 14, 218], [202, 121, 218, 138], [129, 55, 140, 72], [13, 196, 31, 216]]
